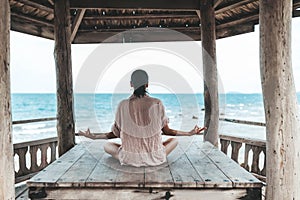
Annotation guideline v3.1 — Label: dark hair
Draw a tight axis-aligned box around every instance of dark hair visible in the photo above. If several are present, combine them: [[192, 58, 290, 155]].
[[133, 85, 148, 98]]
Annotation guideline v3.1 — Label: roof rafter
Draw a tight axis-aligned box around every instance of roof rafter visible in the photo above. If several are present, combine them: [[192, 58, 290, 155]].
[[11, 12, 53, 27], [71, 9, 86, 42], [214, 8, 300, 30], [13, 0, 53, 13], [47, 0, 54, 6], [215, 0, 257, 14], [216, 14, 258, 29], [214, 0, 223, 9], [196, 10, 201, 20]]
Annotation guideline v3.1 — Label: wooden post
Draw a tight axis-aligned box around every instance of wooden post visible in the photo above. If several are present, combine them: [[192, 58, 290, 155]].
[[0, 0, 15, 199], [260, 0, 300, 199], [54, 0, 75, 156], [200, 0, 219, 146]]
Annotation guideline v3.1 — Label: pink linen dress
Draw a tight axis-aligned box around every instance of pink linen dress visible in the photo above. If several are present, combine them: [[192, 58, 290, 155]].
[[111, 95, 168, 167]]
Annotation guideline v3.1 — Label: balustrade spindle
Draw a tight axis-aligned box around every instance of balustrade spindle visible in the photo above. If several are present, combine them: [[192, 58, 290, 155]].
[[30, 146, 38, 171], [241, 144, 251, 171], [251, 146, 261, 174], [231, 141, 242, 163], [14, 137, 58, 183], [220, 139, 230, 154], [219, 134, 266, 182]]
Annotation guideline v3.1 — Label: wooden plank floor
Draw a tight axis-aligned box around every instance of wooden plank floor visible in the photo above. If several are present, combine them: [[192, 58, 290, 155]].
[[27, 136, 263, 199]]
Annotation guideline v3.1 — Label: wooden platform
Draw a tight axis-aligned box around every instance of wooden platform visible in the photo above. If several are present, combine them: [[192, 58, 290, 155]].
[[27, 137, 263, 199]]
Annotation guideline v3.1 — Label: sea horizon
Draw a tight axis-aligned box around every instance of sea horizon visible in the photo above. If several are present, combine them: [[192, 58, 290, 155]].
[[11, 91, 300, 95], [11, 93, 300, 144]]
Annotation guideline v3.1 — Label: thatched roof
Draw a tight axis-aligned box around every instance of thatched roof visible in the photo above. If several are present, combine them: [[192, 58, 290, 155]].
[[10, 0, 300, 43]]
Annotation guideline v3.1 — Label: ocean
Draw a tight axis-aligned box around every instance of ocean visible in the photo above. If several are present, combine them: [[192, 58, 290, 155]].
[[11, 93, 300, 144]]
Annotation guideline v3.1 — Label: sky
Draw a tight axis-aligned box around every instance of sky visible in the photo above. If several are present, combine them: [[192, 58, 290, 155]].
[[10, 17, 300, 94]]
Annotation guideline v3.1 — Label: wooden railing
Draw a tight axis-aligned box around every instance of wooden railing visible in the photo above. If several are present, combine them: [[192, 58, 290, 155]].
[[219, 117, 266, 181], [219, 117, 266, 127], [14, 137, 58, 183], [13, 117, 58, 183], [219, 130, 266, 181]]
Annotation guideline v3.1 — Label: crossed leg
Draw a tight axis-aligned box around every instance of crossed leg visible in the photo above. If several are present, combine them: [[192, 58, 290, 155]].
[[104, 142, 121, 160], [163, 138, 178, 156], [104, 137, 178, 161]]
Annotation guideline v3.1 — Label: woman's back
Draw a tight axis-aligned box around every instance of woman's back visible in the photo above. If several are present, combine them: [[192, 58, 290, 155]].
[[113, 95, 168, 167]]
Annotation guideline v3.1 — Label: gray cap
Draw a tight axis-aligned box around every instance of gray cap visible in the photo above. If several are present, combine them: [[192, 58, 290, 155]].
[[130, 69, 149, 89]]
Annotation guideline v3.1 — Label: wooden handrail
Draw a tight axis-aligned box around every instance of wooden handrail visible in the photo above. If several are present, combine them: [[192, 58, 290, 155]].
[[12, 117, 57, 125], [219, 117, 266, 127], [14, 137, 58, 149], [219, 134, 266, 148]]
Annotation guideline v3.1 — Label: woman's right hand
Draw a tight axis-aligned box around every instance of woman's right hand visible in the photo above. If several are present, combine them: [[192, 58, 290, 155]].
[[78, 128, 95, 139]]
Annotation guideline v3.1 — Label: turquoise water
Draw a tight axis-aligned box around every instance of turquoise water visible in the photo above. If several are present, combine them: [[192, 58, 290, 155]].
[[11, 93, 300, 143]]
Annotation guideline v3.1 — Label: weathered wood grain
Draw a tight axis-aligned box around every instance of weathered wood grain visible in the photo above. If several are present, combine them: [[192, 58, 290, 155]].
[[27, 145, 85, 187], [28, 139, 262, 199], [41, 188, 258, 200], [145, 163, 174, 188], [168, 146, 204, 188], [56, 141, 107, 187], [185, 142, 232, 188], [200, 0, 219, 146], [260, 0, 300, 199], [54, 0, 75, 156], [57, 152, 99, 187], [86, 153, 119, 187], [0, 0, 14, 198], [115, 165, 145, 188], [200, 143, 262, 188]]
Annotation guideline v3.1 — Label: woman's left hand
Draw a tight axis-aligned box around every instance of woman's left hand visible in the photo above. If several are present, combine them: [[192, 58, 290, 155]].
[[188, 125, 207, 135]]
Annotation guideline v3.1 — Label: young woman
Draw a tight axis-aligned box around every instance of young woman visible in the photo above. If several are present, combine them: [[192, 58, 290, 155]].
[[79, 69, 206, 167]]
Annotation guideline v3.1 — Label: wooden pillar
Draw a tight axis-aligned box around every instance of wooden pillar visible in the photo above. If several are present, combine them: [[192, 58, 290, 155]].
[[0, 0, 15, 199], [200, 0, 219, 146], [54, 0, 75, 156], [260, 0, 300, 199]]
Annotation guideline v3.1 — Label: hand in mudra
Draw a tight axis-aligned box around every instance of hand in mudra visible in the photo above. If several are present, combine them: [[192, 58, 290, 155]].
[[78, 128, 95, 139], [188, 125, 207, 136]]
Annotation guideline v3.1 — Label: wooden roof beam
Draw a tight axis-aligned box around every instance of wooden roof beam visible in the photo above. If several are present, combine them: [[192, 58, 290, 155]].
[[71, 9, 86, 42], [215, 0, 257, 14], [69, 0, 200, 10], [72, 23, 255, 43], [48, 0, 54, 6], [11, 19, 54, 40], [14, 0, 53, 13], [217, 24, 254, 39], [293, 0, 300, 10], [294, 0, 300, 7], [216, 14, 258, 29], [217, 7, 300, 30], [196, 10, 201, 19], [11, 12, 53, 27], [83, 14, 198, 20]]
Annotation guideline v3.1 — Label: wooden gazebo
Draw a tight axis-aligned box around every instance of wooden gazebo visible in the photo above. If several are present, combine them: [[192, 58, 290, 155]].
[[1, 0, 300, 199]]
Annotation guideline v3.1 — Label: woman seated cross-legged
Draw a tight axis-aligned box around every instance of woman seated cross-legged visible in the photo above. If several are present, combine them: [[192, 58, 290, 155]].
[[79, 69, 206, 167]]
